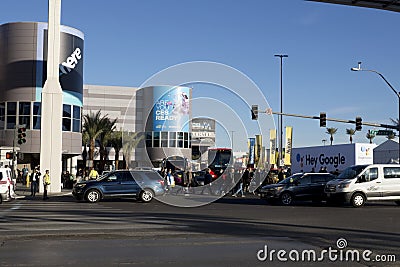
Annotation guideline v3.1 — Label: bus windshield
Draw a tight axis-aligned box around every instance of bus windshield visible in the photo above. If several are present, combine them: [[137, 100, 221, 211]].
[[208, 148, 232, 178]]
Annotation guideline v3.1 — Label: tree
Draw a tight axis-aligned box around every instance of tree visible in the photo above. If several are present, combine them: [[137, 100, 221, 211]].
[[387, 133, 396, 140], [98, 117, 117, 172], [109, 131, 123, 170], [346, 128, 356, 144], [82, 110, 116, 169], [366, 132, 376, 144], [326, 127, 338, 146], [122, 131, 144, 169]]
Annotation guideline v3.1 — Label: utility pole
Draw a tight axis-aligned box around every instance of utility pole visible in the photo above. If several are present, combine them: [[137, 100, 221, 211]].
[[274, 54, 288, 167]]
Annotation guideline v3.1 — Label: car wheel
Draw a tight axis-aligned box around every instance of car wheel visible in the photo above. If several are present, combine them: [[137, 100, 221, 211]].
[[395, 201, 400, 206], [280, 192, 293, 205], [139, 189, 154, 203], [85, 189, 101, 203], [351, 193, 365, 208]]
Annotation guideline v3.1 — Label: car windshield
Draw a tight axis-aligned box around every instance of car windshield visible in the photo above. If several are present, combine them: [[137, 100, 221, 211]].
[[336, 165, 368, 180], [278, 173, 303, 184]]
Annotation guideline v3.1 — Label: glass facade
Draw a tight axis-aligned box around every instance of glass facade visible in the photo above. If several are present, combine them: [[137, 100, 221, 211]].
[[1, 101, 81, 132], [145, 131, 191, 148]]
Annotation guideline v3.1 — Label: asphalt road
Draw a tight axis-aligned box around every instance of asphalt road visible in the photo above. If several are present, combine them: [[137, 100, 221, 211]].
[[0, 191, 399, 267]]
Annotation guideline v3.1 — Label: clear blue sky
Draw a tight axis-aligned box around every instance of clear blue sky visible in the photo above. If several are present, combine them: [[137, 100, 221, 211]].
[[1, 0, 399, 152]]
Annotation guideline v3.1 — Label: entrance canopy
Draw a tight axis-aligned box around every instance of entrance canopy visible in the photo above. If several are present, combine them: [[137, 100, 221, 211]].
[[309, 0, 400, 13]]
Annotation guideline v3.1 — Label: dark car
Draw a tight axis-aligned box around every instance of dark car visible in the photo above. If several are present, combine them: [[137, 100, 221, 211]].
[[192, 171, 206, 186], [258, 173, 336, 205], [72, 170, 166, 203]]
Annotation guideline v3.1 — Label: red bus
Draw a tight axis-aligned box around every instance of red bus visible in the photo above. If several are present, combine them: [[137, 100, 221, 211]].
[[207, 148, 233, 179]]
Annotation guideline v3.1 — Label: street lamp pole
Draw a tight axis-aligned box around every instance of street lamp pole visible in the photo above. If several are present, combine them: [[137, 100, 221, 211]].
[[230, 130, 235, 152], [275, 54, 288, 167], [351, 62, 400, 162]]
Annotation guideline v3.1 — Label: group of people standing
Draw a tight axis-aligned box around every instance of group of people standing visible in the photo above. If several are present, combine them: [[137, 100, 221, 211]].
[[28, 167, 51, 200], [160, 167, 265, 197]]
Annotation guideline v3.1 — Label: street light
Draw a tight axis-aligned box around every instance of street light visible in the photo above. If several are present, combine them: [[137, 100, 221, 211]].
[[351, 61, 400, 162], [275, 54, 288, 167]]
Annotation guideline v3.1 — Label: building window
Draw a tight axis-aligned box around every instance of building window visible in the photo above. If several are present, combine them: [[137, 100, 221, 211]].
[[161, 131, 168, 147], [177, 132, 184, 148], [153, 131, 160, 147], [169, 132, 176, 147], [33, 102, 41, 129], [0, 103, 5, 130], [6, 102, 17, 129], [19, 102, 31, 129], [72, 106, 81, 132], [62, 104, 71, 131], [184, 132, 189, 148], [145, 132, 152, 147]]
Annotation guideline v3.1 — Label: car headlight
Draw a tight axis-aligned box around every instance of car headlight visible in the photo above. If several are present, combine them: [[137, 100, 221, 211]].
[[337, 182, 351, 189], [75, 184, 86, 188]]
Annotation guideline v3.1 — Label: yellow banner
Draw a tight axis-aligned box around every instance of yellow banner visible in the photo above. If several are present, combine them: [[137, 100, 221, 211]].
[[284, 126, 293, 166], [269, 129, 276, 165], [255, 135, 262, 166]]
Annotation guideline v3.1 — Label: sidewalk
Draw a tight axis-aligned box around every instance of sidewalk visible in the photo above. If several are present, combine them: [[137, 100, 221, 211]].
[[14, 183, 72, 199]]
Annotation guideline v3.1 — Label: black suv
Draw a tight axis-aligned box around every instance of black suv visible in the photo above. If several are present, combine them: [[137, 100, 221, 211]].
[[72, 170, 166, 203], [258, 173, 336, 205]]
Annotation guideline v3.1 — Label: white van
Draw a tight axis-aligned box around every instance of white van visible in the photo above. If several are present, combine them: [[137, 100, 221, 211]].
[[0, 167, 13, 204], [325, 164, 400, 207]]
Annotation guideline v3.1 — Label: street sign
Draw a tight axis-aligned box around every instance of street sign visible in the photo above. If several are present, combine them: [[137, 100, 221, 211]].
[[376, 130, 395, 136]]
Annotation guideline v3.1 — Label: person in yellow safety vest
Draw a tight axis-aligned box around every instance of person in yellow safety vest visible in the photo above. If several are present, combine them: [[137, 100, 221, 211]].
[[89, 167, 99, 180], [43, 169, 51, 200]]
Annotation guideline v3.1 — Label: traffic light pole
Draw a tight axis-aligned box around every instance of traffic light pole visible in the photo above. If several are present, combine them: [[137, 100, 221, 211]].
[[263, 110, 399, 130]]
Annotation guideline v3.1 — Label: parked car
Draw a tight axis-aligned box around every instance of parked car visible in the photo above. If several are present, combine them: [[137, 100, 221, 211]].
[[259, 172, 336, 205], [72, 170, 166, 203], [325, 164, 400, 207], [0, 167, 13, 204], [192, 171, 206, 186]]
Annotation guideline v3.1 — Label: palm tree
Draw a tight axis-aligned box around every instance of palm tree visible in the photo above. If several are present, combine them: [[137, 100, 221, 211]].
[[366, 132, 376, 144], [98, 117, 117, 172], [326, 127, 338, 146], [387, 133, 396, 140], [109, 131, 123, 170], [346, 128, 356, 144], [122, 131, 144, 169], [82, 110, 115, 164]]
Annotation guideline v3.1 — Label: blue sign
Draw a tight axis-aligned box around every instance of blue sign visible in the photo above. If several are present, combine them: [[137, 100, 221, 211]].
[[248, 138, 256, 165], [153, 86, 190, 131]]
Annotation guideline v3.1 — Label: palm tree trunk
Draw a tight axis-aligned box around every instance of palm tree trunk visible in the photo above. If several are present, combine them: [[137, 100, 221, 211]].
[[115, 148, 120, 170], [330, 135, 333, 145]]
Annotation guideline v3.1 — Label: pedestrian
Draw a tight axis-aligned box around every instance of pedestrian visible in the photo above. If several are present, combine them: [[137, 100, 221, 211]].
[[22, 165, 29, 185], [30, 168, 40, 197], [43, 169, 51, 200], [201, 169, 213, 195], [286, 167, 292, 177], [166, 169, 174, 192], [278, 167, 284, 182], [232, 172, 245, 197], [89, 167, 99, 180]]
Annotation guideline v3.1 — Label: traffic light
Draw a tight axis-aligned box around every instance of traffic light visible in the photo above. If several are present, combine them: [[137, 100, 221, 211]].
[[17, 127, 26, 145], [319, 112, 326, 127], [251, 105, 258, 120], [6, 152, 13, 159], [356, 117, 362, 131]]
